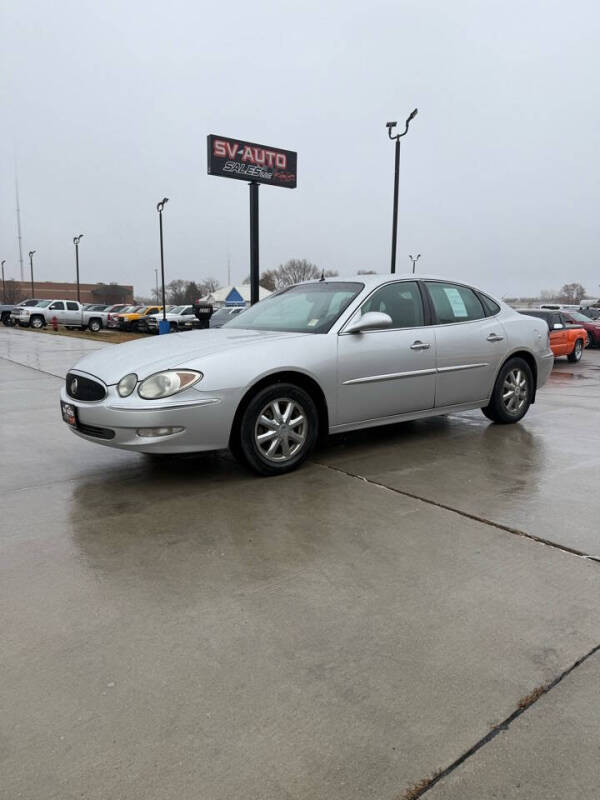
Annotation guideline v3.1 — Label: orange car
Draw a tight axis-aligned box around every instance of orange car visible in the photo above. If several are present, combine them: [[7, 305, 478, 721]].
[[519, 309, 587, 363]]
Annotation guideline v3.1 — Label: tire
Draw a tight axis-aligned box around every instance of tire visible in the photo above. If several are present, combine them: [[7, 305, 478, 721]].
[[567, 338, 584, 363], [30, 315, 44, 329], [482, 357, 533, 424], [169, 322, 177, 332], [88, 318, 102, 332], [1, 312, 11, 327], [236, 383, 319, 475]]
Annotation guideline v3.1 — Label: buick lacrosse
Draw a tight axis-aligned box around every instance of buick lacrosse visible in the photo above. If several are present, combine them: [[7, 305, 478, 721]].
[[60, 275, 554, 475]]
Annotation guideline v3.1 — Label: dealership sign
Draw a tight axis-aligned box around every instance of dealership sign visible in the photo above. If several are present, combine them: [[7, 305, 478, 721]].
[[207, 135, 297, 189]]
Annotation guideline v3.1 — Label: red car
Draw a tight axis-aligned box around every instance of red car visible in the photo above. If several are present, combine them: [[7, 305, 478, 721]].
[[561, 309, 600, 347]]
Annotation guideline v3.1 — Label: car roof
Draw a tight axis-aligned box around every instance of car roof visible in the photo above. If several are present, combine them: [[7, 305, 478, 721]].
[[296, 273, 500, 297]]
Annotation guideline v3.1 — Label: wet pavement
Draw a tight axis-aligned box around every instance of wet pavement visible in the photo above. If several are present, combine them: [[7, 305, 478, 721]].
[[1, 327, 599, 800]]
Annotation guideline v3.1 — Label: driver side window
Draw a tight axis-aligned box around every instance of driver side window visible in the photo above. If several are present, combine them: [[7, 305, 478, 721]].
[[360, 281, 424, 328]]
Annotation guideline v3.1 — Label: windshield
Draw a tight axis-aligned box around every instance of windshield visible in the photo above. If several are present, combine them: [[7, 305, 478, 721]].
[[211, 308, 233, 321], [566, 311, 590, 322], [35, 300, 52, 308], [169, 306, 183, 314], [225, 282, 363, 333]]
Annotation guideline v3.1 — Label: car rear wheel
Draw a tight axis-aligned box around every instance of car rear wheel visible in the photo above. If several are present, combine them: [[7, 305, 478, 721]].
[[88, 318, 102, 332], [482, 357, 533, 424], [567, 338, 584, 363], [236, 383, 319, 475]]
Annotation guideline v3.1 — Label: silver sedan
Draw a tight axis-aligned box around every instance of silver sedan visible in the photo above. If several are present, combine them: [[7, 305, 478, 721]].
[[60, 275, 554, 475]]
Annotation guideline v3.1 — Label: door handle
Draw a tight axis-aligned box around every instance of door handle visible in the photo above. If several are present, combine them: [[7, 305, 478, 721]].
[[410, 340, 431, 350], [486, 333, 504, 342]]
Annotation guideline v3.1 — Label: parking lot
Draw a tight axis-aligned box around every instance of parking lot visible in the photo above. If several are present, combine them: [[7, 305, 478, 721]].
[[2, 326, 599, 799]]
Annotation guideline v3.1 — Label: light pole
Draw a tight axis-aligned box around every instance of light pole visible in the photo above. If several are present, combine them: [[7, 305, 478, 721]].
[[1, 260, 6, 302], [386, 109, 418, 273], [156, 198, 169, 326], [28, 251, 36, 298], [154, 268, 159, 303], [409, 253, 421, 273], [73, 235, 83, 302]]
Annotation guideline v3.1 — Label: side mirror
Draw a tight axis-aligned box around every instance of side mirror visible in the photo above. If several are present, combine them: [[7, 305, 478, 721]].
[[553, 323, 564, 330], [345, 311, 393, 334]]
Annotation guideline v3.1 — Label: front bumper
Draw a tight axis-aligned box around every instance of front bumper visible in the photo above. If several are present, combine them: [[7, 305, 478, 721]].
[[59, 384, 235, 454]]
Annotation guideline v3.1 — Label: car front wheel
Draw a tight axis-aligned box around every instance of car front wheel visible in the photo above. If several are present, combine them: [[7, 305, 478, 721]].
[[30, 315, 45, 329], [236, 383, 319, 475], [482, 357, 533, 424]]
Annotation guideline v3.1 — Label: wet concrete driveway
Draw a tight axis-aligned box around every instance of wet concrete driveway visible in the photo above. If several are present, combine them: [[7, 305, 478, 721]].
[[1, 328, 599, 800]]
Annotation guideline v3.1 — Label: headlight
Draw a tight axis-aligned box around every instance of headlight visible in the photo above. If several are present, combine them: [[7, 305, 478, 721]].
[[117, 373, 138, 397], [137, 370, 202, 399]]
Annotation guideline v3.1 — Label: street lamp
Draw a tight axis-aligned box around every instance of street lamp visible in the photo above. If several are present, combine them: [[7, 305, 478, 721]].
[[386, 108, 418, 274], [409, 253, 421, 273], [28, 251, 36, 299], [73, 235, 84, 302], [154, 268, 159, 303], [156, 198, 169, 327], [1, 260, 6, 303]]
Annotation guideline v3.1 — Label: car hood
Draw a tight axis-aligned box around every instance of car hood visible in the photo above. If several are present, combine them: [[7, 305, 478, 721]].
[[71, 328, 308, 384]]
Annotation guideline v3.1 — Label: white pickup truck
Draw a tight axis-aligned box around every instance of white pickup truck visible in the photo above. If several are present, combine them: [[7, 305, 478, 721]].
[[13, 300, 109, 331]]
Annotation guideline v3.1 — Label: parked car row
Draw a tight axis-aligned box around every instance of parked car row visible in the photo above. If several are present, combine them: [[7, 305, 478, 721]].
[[3, 299, 207, 334], [3, 297, 250, 333], [7, 300, 130, 331], [517, 308, 597, 361]]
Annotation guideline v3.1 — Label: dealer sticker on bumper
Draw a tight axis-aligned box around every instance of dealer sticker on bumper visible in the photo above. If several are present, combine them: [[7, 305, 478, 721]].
[[61, 401, 78, 427]]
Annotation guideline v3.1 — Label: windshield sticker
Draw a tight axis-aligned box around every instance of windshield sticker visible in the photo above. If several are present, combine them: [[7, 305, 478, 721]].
[[307, 318, 320, 327], [444, 287, 468, 317]]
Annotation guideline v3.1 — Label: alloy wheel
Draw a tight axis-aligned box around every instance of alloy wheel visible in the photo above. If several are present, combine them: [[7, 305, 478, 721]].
[[254, 398, 307, 463], [502, 368, 528, 414]]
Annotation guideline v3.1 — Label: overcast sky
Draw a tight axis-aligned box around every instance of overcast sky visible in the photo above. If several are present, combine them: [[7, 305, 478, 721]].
[[1, 0, 599, 298]]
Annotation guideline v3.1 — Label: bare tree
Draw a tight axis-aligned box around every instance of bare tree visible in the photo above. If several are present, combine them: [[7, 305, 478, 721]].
[[166, 279, 188, 304], [184, 281, 202, 304], [357, 270, 377, 275], [264, 259, 338, 289], [258, 270, 277, 291], [200, 276, 221, 294], [560, 283, 587, 303]]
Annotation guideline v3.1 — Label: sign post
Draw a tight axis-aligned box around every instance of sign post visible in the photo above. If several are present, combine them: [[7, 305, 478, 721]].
[[207, 135, 297, 304]]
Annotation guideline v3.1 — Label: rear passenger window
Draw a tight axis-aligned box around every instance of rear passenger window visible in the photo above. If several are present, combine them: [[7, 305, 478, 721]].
[[360, 281, 424, 328], [66, 302, 79, 310], [426, 282, 485, 324], [479, 293, 501, 316]]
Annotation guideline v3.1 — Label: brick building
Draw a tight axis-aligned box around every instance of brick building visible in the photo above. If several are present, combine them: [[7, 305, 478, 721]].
[[8, 281, 134, 305]]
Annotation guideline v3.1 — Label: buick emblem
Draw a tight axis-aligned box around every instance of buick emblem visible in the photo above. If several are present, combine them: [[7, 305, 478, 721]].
[[70, 378, 78, 395]]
